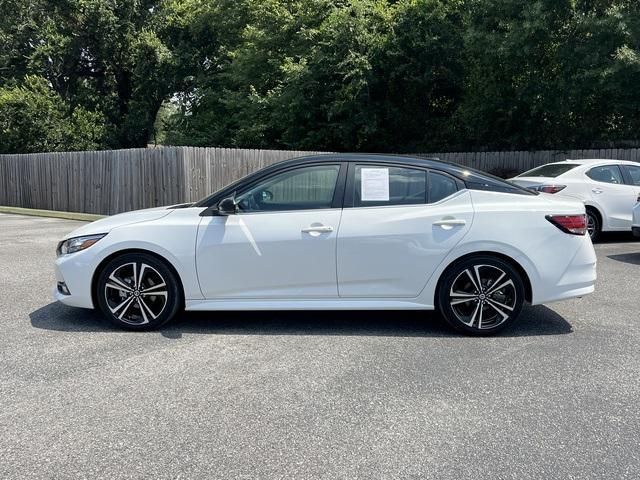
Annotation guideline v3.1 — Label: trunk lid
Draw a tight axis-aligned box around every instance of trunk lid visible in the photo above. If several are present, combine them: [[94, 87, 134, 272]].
[[508, 176, 556, 190]]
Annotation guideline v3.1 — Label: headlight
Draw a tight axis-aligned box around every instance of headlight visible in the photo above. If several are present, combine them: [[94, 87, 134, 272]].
[[56, 234, 107, 256]]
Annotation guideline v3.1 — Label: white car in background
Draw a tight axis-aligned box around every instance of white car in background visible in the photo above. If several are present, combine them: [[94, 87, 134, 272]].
[[633, 198, 640, 237], [511, 159, 640, 241], [53, 154, 597, 336]]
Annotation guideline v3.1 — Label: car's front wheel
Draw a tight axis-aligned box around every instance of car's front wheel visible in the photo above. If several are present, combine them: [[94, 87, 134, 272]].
[[96, 252, 182, 330], [437, 256, 525, 336]]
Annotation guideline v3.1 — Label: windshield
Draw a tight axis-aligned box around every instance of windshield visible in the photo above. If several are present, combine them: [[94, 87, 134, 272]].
[[517, 163, 579, 178]]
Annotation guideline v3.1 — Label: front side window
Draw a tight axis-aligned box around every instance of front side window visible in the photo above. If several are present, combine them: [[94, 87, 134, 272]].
[[236, 164, 340, 212], [623, 165, 640, 186], [354, 165, 427, 207], [586, 165, 624, 184]]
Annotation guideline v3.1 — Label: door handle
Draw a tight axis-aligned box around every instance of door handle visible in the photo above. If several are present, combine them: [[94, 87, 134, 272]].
[[433, 218, 466, 227], [302, 225, 334, 233], [592, 188, 603, 194]]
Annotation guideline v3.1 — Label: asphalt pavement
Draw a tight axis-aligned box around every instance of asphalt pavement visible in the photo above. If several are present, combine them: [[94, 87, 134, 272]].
[[0, 213, 638, 479]]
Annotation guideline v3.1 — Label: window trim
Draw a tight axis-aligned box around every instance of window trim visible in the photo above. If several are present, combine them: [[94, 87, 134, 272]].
[[344, 162, 463, 209], [231, 162, 347, 214], [585, 164, 625, 185]]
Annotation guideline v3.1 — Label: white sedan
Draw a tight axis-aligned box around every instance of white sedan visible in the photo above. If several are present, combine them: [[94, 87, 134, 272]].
[[511, 159, 640, 241], [633, 198, 640, 237], [54, 154, 597, 335]]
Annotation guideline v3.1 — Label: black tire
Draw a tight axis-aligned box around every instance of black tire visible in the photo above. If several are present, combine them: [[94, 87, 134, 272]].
[[96, 252, 182, 331], [586, 208, 601, 243], [437, 255, 525, 336]]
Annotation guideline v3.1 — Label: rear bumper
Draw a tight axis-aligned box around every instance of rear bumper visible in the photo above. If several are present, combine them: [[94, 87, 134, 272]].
[[531, 235, 597, 305]]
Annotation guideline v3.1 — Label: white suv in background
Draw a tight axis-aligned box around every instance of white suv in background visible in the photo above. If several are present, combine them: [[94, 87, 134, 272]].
[[511, 159, 640, 241]]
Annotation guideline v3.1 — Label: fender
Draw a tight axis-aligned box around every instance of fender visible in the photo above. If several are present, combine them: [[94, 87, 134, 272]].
[[416, 240, 540, 308]]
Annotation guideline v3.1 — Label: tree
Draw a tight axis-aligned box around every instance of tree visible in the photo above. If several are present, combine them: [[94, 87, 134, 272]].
[[458, 0, 640, 150], [160, 0, 465, 152], [0, 0, 179, 149], [0, 76, 107, 153], [1, 0, 640, 153]]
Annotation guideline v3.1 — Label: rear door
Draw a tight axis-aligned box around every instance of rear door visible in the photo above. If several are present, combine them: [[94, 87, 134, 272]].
[[336, 163, 474, 298], [621, 164, 640, 197], [586, 164, 635, 229]]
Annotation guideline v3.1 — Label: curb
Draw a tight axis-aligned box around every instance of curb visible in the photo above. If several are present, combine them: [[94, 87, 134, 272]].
[[0, 206, 105, 222]]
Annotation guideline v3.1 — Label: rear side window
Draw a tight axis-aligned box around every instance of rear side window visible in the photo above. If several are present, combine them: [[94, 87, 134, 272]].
[[623, 165, 640, 186], [518, 163, 579, 178], [429, 172, 458, 203], [586, 165, 624, 184], [354, 165, 426, 207]]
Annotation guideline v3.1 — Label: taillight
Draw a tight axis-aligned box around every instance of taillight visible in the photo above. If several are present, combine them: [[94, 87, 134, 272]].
[[546, 215, 587, 235], [538, 185, 566, 194]]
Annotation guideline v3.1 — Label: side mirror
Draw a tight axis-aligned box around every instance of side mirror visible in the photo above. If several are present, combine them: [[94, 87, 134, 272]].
[[217, 196, 237, 215]]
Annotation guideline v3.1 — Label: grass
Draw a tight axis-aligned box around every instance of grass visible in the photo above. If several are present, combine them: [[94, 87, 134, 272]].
[[0, 206, 105, 222]]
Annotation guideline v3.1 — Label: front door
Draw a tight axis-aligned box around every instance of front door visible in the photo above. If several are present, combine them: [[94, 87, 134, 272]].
[[196, 164, 344, 298], [337, 164, 474, 298]]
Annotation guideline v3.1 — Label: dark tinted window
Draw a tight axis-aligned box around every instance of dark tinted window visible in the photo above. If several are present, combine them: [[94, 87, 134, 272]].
[[354, 165, 426, 207], [623, 165, 640, 186], [236, 165, 340, 212], [586, 165, 624, 184], [518, 163, 579, 178], [429, 172, 458, 202]]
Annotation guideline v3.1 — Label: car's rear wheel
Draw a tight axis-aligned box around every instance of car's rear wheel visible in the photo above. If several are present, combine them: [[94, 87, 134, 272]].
[[96, 253, 182, 330], [437, 256, 525, 336], [586, 208, 601, 242]]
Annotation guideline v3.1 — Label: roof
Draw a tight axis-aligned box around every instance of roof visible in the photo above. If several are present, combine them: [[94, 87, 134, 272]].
[[554, 158, 638, 165], [270, 153, 443, 167]]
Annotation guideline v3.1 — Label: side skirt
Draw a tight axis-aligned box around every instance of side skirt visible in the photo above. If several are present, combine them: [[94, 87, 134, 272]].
[[185, 298, 434, 311]]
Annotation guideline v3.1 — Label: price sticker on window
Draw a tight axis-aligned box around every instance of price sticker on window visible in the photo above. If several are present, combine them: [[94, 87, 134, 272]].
[[361, 168, 389, 201]]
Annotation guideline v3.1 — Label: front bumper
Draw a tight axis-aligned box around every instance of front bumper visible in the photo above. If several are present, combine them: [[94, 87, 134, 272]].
[[53, 252, 96, 309]]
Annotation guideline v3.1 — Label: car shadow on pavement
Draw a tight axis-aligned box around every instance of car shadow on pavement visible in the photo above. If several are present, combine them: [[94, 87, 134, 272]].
[[597, 232, 640, 244], [30, 302, 572, 338], [607, 253, 640, 265]]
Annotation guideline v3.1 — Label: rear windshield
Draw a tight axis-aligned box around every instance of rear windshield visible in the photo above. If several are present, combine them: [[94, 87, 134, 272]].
[[517, 163, 579, 178]]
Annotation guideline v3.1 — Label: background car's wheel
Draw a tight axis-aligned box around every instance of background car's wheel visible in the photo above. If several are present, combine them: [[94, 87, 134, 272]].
[[437, 255, 525, 336], [96, 252, 182, 330], [586, 208, 601, 242]]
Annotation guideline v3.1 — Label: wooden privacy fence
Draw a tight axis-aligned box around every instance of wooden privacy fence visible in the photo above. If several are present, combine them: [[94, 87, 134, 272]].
[[1, 146, 640, 215], [0, 147, 325, 215]]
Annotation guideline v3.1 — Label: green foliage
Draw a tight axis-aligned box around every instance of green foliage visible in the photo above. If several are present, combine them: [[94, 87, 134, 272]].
[[0, 76, 107, 153], [457, 0, 640, 150], [0, 0, 176, 150], [1, 0, 640, 153]]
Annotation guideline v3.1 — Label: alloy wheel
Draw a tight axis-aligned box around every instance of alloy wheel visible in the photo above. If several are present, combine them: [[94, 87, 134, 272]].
[[104, 262, 169, 325], [448, 264, 517, 330], [586, 213, 597, 240]]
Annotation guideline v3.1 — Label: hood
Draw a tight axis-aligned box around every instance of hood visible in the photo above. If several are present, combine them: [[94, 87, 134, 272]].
[[63, 206, 173, 239]]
